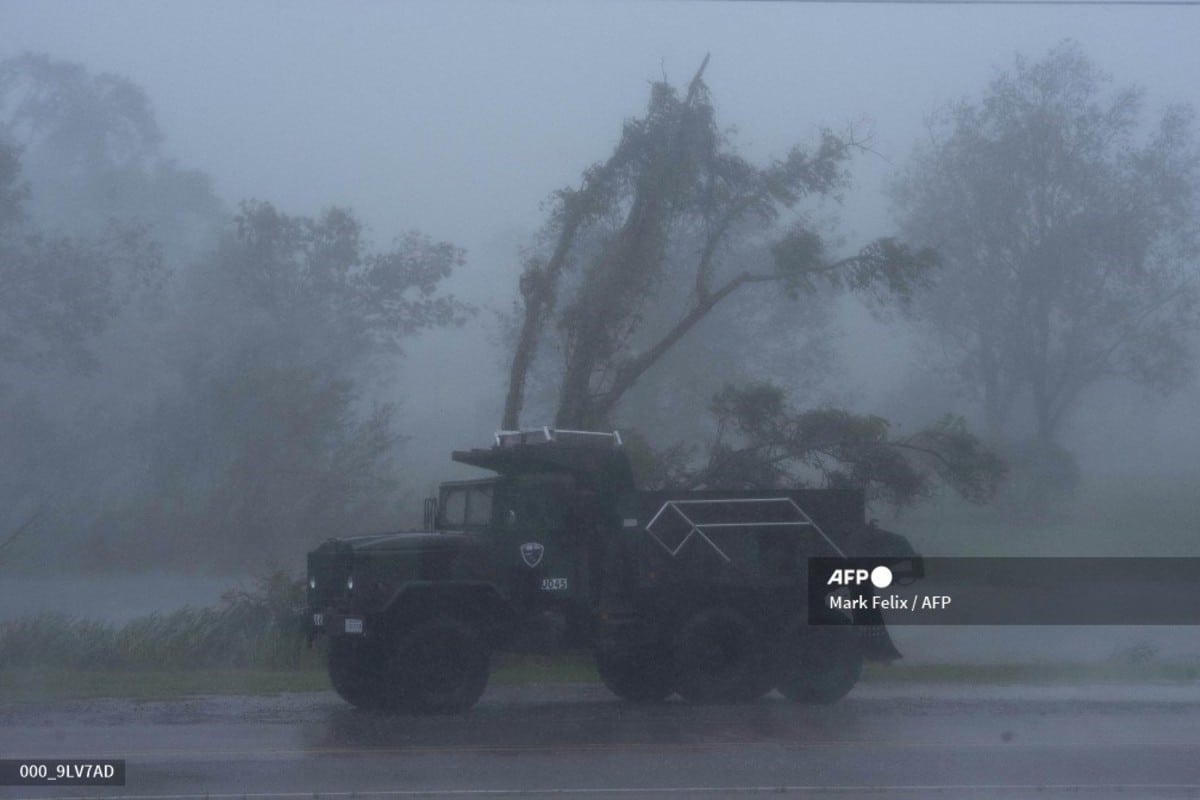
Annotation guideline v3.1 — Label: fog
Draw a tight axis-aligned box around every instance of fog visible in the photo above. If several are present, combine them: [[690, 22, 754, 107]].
[[1, 0, 1198, 592]]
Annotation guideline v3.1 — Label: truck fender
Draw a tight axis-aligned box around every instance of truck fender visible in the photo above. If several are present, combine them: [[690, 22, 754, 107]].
[[383, 581, 516, 643]]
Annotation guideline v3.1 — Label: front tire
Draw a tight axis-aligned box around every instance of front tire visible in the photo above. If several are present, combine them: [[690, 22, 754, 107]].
[[327, 638, 389, 710], [388, 617, 490, 714]]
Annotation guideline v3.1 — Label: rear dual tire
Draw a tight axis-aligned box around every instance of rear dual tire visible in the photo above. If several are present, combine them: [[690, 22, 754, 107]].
[[596, 608, 863, 706], [773, 613, 862, 704], [672, 608, 768, 704], [595, 640, 675, 704]]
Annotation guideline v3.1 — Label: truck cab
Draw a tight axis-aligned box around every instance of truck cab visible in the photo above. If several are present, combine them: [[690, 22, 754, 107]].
[[438, 471, 599, 646]]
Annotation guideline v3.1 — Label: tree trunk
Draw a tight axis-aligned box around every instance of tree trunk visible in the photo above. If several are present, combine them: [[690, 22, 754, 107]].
[[501, 274, 548, 430], [500, 197, 589, 429]]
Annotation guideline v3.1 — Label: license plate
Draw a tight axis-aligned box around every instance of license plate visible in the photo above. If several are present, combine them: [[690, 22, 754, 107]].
[[344, 618, 363, 634], [312, 613, 324, 627]]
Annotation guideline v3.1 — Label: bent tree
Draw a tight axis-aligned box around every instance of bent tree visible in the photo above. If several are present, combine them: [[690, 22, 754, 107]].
[[504, 58, 933, 431], [502, 59, 1003, 504]]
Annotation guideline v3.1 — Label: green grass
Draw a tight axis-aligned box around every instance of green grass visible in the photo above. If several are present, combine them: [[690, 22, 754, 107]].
[[3, 658, 1196, 706], [491, 652, 600, 685], [863, 661, 1200, 685], [874, 473, 1200, 557], [0, 668, 333, 704], [0, 571, 319, 674], [0, 655, 600, 705]]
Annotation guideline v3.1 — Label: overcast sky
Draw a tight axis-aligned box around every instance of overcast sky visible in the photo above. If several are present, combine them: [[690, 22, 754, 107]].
[[3, 0, 1199, 475]]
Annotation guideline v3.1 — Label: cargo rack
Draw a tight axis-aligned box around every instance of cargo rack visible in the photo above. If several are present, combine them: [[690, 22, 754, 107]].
[[494, 428, 623, 448]]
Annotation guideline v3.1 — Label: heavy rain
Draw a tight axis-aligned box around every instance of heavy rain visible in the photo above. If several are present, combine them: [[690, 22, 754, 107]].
[[1, 2, 1199, 797]]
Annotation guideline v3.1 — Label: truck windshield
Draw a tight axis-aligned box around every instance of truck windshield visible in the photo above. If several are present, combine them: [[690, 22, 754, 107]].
[[441, 485, 493, 528], [442, 489, 467, 526], [466, 485, 493, 525]]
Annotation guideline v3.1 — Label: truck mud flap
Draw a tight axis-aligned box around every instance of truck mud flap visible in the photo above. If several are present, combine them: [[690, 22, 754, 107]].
[[853, 607, 902, 661]]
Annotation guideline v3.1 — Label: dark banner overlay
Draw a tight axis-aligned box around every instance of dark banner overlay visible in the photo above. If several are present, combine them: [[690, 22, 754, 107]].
[[808, 557, 1200, 625], [0, 760, 125, 787]]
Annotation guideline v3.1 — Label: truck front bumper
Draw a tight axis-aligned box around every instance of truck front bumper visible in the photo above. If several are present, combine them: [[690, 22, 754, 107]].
[[306, 609, 368, 644]]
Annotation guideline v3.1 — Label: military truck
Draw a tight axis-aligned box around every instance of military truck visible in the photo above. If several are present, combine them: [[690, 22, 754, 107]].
[[305, 428, 921, 713]]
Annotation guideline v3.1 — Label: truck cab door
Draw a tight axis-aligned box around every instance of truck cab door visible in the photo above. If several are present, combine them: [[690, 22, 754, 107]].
[[496, 476, 590, 612]]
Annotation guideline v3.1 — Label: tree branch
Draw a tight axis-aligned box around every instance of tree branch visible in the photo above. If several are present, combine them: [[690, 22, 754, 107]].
[[594, 250, 889, 418], [0, 508, 41, 564]]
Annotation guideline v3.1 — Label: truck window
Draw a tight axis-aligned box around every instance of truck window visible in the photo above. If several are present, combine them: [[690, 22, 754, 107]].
[[466, 486, 493, 526], [442, 488, 467, 527], [518, 493, 564, 530]]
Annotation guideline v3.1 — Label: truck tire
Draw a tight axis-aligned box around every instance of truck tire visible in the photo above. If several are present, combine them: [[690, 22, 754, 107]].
[[594, 642, 674, 704], [389, 617, 490, 714], [327, 638, 389, 711], [774, 613, 862, 704], [673, 608, 766, 705]]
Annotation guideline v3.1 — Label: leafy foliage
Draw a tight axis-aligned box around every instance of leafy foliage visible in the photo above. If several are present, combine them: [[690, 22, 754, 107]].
[[892, 42, 1200, 453], [0, 139, 162, 376], [113, 369, 401, 568], [0, 52, 161, 170], [0, 53, 222, 262], [215, 201, 469, 366], [642, 382, 1006, 507], [111, 204, 470, 568]]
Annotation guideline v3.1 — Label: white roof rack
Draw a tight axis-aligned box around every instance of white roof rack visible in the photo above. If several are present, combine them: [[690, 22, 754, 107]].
[[494, 428, 623, 448]]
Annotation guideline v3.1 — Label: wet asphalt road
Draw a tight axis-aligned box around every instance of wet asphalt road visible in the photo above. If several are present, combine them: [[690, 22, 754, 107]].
[[2, 683, 1199, 799]]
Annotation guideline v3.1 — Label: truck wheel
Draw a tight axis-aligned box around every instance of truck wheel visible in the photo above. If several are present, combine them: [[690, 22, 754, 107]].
[[594, 642, 674, 703], [673, 608, 766, 705], [774, 613, 862, 704], [327, 638, 389, 711], [389, 617, 490, 714]]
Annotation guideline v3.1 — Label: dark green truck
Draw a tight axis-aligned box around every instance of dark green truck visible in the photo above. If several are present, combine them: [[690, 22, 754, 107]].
[[306, 428, 921, 713]]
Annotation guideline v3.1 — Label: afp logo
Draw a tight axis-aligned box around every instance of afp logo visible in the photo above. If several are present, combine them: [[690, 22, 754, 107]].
[[520, 542, 545, 568], [827, 565, 893, 589]]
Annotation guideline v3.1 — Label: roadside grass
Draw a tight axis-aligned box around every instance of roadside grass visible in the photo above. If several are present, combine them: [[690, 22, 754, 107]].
[[875, 473, 1200, 557], [0, 654, 601, 705], [0, 571, 316, 673], [0, 669, 332, 703], [3, 657, 1196, 705], [491, 652, 600, 685], [862, 661, 1200, 685]]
